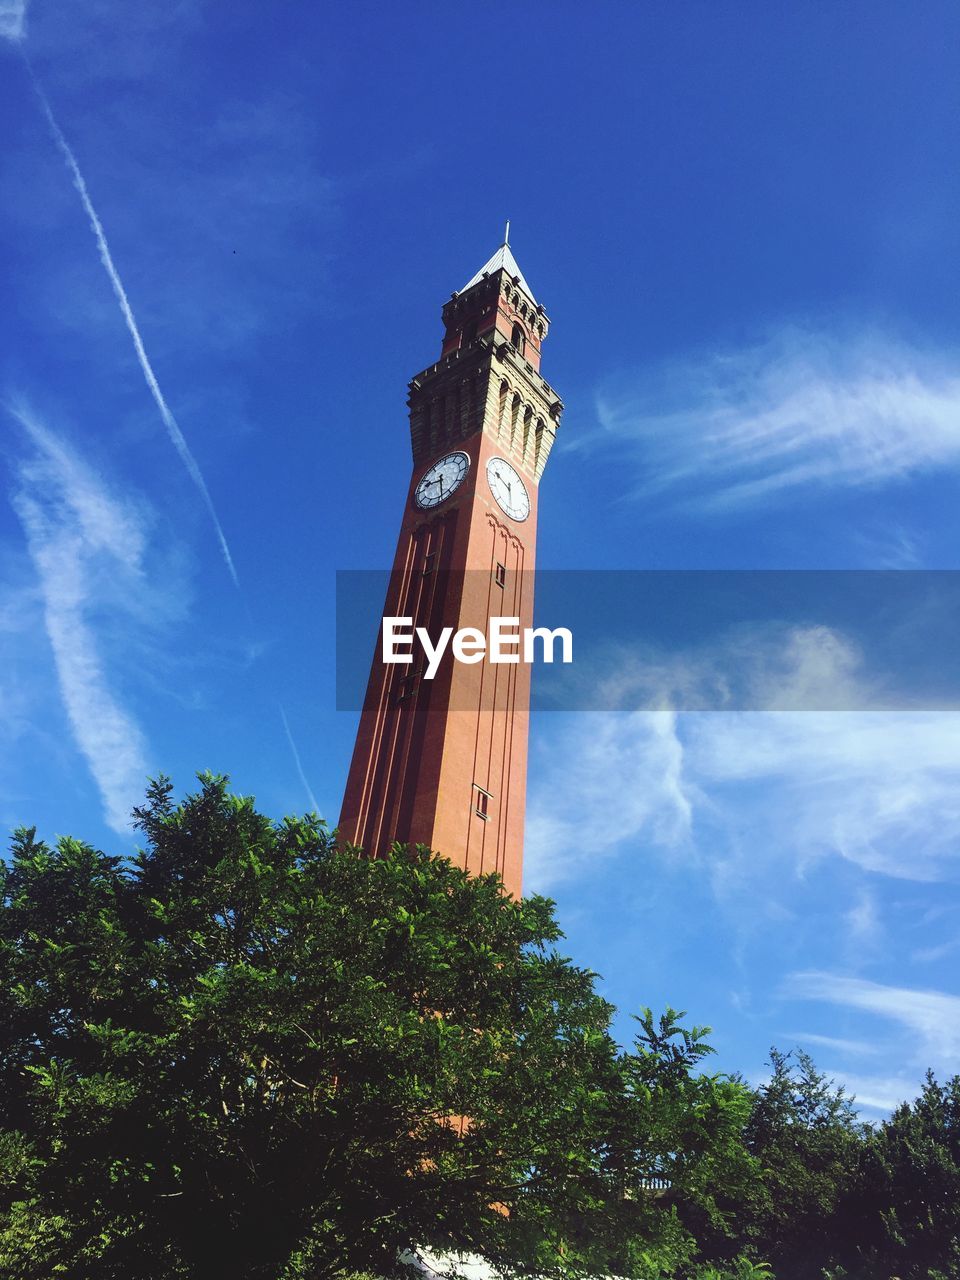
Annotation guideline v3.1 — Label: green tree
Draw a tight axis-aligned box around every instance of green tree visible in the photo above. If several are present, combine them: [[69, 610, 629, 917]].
[[836, 1071, 960, 1279], [693, 1048, 866, 1278], [0, 774, 756, 1280]]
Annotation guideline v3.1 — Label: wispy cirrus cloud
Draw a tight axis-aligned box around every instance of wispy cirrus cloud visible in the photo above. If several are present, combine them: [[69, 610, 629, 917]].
[[10, 406, 151, 832], [0, 0, 27, 41], [528, 625, 960, 1114], [781, 1031, 880, 1058], [786, 971, 960, 1067], [689, 709, 960, 884], [528, 624, 960, 894], [827, 1073, 919, 1116], [526, 709, 692, 891], [590, 328, 960, 510]]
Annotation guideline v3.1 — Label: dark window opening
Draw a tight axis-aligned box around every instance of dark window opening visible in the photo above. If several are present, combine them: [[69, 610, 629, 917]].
[[423, 551, 438, 575], [510, 323, 526, 356], [395, 666, 423, 704], [474, 786, 491, 820], [494, 562, 507, 588]]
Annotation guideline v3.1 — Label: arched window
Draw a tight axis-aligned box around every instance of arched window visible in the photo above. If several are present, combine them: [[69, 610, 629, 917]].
[[511, 323, 526, 356]]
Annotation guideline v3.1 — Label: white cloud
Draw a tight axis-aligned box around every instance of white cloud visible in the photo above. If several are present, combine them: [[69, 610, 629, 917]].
[[854, 521, 924, 570], [844, 888, 881, 947], [912, 936, 960, 965], [528, 625, 960, 1111], [687, 709, 960, 882], [591, 328, 960, 510], [525, 710, 692, 892], [816, 1070, 916, 1116], [786, 971, 960, 1066], [588, 623, 876, 714], [0, 0, 27, 41], [11, 408, 151, 832], [528, 622, 960, 893], [781, 1031, 880, 1057]]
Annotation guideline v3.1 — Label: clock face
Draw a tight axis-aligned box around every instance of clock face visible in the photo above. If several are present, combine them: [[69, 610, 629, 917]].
[[414, 451, 470, 510], [486, 457, 530, 522]]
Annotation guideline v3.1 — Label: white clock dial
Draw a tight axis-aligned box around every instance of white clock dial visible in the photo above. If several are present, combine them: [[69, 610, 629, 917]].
[[486, 456, 530, 522], [414, 451, 470, 510]]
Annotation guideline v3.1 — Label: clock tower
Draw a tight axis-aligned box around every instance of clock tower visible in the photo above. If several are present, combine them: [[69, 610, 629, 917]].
[[338, 236, 563, 898]]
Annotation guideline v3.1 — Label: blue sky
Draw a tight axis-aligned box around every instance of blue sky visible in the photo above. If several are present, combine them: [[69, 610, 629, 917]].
[[3, 0, 960, 1116]]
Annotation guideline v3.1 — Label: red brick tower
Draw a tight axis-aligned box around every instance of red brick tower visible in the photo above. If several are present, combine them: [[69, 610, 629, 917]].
[[338, 235, 563, 898]]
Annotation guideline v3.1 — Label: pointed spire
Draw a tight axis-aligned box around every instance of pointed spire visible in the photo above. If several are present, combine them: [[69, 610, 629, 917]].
[[459, 227, 536, 302]]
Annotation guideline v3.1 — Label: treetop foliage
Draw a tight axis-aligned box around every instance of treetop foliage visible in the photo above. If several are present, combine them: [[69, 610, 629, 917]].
[[1, 774, 958, 1280], [0, 774, 753, 1280]]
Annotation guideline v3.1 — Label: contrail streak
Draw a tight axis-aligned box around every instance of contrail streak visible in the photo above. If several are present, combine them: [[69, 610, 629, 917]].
[[26, 62, 239, 588], [15, 58, 323, 814], [279, 704, 321, 813]]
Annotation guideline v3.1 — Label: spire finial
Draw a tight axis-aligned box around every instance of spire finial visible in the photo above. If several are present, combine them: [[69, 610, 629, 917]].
[[504, 218, 510, 247]]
